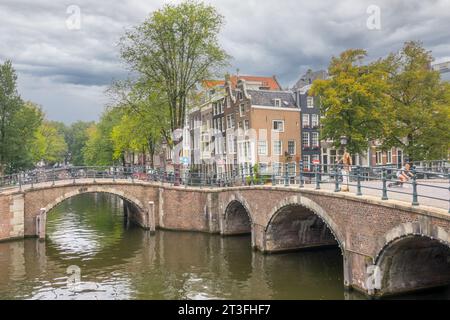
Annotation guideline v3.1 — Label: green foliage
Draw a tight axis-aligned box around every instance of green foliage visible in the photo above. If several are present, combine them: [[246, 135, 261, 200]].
[[0, 61, 43, 174], [83, 108, 124, 166], [64, 121, 94, 166], [119, 0, 229, 130], [311, 41, 450, 161], [31, 121, 68, 165], [311, 49, 388, 154], [379, 41, 450, 160]]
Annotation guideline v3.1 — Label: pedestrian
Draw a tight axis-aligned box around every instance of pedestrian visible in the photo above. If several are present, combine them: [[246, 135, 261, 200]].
[[339, 150, 352, 192]]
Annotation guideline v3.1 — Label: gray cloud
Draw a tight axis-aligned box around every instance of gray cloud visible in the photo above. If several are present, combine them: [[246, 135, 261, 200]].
[[1, 0, 449, 123]]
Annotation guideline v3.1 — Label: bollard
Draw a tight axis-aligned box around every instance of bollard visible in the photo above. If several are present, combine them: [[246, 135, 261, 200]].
[[299, 161, 304, 188], [412, 168, 419, 206], [315, 164, 320, 190], [381, 168, 388, 200], [52, 168, 55, 186], [284, 163, 289, 187], [334, 164, 340, 192], [356, 165, 362, 196]]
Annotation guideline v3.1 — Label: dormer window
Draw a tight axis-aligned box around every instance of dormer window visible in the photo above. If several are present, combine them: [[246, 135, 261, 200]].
[[307, 96, 314, 108], [274, 99, 281, 107]]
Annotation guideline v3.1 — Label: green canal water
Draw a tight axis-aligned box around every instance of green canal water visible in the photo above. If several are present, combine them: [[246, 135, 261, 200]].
[[0, 193, 449, 300]]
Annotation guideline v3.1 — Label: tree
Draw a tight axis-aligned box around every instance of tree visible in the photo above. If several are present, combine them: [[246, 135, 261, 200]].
[[108, 79, 171, 169], [0, 60, 43, 174], [380, 41, 450, 161], [31, 121, 68, 165], [119, 0, 229, 131], [310, 49, 388, 154], [65, 121, 94, 165], [82, 108, 123, 166]]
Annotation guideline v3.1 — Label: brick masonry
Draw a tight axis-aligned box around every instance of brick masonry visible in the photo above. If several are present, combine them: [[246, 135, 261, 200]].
[[0, 180, 449, 296]]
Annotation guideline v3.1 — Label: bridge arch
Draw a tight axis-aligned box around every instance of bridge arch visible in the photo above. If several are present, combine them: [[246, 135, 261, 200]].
[[263, 195, 345, 253], [42, 186, 146, 216], [221, 193, 253, 236], [372, 222, 450, 296], [36, 185, 152, 240]]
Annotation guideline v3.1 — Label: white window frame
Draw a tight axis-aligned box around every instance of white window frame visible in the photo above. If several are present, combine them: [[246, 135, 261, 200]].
[[311, 114, 319, 127], [302, 114, 310, 128], [307, 96, 314, 108], [288, 140, 296, 155], [387, 150, 392, 164], [376, 151, 382, 165], [258, 140, 267, 156], [239, 104, 245, 117], [272, 120, 284, 132], [244, 120, 250, 130], [274, 99, 281, 107], [311, 132, 319, 148], [302, 132, 310, 148], [273, 140, 282, 156]]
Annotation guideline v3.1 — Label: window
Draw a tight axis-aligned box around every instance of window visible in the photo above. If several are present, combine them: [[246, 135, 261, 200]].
[[311, 114, 319, 127], [288, 140, 296, 155], [221, 117, 225, 132], [238, 121, 243, 129], [387, 150, 392, 164], [273, 140, 282, 155], [244, 120, 249, 130], [258, 140, 267, 155], [274, 99, 281, 107], [272, 120, 284, 132], [273, 162, 282, 175], [307, 96, 314, 108], [311, 132, 319, 148], [302, 114, 310, 128], [302, 132, 310, 147], [288, 162, 296, 176], [302, 155, 310, 170], [239, 104, 245, 116], [376, 151, 382, 165], [219, 101, 224, 114], [238, 91, 243, 100], [227, 134, 235, 154], [259, 163, 268, 174]]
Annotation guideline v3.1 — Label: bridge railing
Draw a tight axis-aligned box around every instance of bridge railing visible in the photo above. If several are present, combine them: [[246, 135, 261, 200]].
[[0, 162, 449, 212]]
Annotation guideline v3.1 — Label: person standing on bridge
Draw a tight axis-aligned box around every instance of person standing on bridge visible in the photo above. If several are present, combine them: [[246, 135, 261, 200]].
[[339, 150, 352, 192]]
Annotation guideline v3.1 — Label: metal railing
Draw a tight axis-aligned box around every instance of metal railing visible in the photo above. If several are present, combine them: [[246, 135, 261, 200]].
[[1, 162, 449, 212]]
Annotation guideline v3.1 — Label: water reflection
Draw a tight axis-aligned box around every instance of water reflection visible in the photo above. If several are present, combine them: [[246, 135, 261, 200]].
[[0, 193, 448, 300]]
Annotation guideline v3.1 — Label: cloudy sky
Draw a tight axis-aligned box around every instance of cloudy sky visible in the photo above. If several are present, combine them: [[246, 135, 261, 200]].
[[1, 0, 449, 123]]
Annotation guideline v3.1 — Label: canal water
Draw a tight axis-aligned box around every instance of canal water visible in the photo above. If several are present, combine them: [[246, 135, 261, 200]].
[[0, 193, 448, 300]]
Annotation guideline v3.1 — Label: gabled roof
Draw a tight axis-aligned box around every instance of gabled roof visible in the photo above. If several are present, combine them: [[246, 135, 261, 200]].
[[247, 89, 297, 108], [230, 75, 281, 90], [293, 69, 327, 89]]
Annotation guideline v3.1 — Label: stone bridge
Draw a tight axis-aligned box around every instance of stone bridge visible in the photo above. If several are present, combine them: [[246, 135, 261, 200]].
[[1, 179, 449, 297]]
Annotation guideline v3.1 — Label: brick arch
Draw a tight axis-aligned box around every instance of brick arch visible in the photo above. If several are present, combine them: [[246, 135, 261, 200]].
[[373, 221, 450, 264], [221, 193, 253, 222], [264, 194, 346, 252], [42, 186, 145, 215]]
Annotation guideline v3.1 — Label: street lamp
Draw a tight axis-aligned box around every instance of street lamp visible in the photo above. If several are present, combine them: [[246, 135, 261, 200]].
[[340, 136, 348, 147]]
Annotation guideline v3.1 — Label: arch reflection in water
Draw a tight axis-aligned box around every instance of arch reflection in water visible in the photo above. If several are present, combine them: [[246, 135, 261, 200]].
[[0, 193, 449, 299]]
